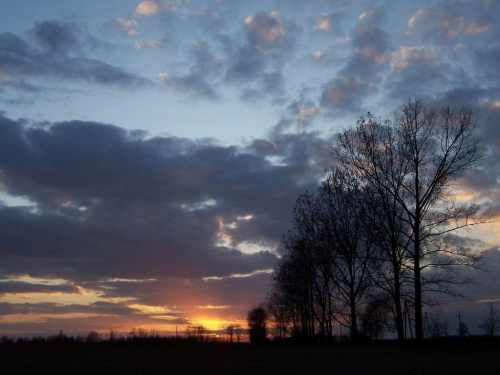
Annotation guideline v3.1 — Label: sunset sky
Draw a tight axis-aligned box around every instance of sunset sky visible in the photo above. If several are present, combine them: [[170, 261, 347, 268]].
[[0, 0, 499, 337]]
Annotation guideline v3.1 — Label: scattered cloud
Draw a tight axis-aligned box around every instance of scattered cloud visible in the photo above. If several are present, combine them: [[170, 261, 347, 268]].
[[160, 71, 221, 101], [225, 11, 299, 102], [390, 46, 446, 71], [115, 18, 139, 36], [320, 77, 374, 114], [135, 1, 160, 16], [159, 41, 223, 100], [245, 12, 287, 43], [314, 12, 343, 34], [339, 25, 391, 79], [358, 7, 387, 26], [312, 50, 324, 59], [134, 39, 164, 50], [406, 7, 492, 41], [0, 21, 150, 88]]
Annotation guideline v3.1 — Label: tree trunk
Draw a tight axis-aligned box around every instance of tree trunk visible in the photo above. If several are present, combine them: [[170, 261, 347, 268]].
[[350, 295, 358, 341], [393, 270, 405, 341], [413, 234, 423, 341]]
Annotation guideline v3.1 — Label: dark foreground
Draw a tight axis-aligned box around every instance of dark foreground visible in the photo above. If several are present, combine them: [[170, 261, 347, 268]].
[[1, 338, 499, 375]]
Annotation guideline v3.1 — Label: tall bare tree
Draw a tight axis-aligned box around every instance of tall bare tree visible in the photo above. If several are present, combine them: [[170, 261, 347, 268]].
[[319, 168, 374, 340], [479, 302, 500, 336], [271, 169, 374, 342], [333, 98, 488, 341]]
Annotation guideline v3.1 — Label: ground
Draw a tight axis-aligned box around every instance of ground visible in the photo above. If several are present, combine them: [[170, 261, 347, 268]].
[[1, 338, 499, 374]]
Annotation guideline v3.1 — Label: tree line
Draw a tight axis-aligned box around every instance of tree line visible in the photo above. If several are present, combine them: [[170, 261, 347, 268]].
[[260, 98, 491, 343]]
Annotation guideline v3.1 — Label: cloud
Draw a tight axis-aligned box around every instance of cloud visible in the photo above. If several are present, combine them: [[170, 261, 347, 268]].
[[134, 39, 164, 50], [473, 47, 500, 83], [272, 93, 319, 132], [320, 77, 374, 114], [0, 22, 150, 88], [0, 114, 327, 286], [390, 46, 446, 71], [0, 301, 138, 317], [358, 7, 387, 26], [159, 72, 221, 101], [135, 1, 160, 16], [238, 71, 286, 103], [0, 281, 79, 296], [0, 115, 332, 333], [224, 11, 299, 101], [135, 0, 189, 17], [317, 24, 390, 113], [245, 12, 287, 44], [385, 46, 452, 100], [314, 12, 344, 34], [338, 25, 391, 81], [159, 41, 223, 100], [33, 20, 81, 55], [406, 7, 492, 42], [312, 50, 324, 59], [115, 18, 139, 36]]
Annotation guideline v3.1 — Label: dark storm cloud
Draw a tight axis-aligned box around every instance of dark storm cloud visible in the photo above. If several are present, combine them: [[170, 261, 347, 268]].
[[0, 300, 190, 335], [93, 272, 274, 319], [0, 21, 150, 88], [0, 281, 79, 296], [0, 114, 327, 286], [0, 301, 138, 317], [33, 20, 82, 55]]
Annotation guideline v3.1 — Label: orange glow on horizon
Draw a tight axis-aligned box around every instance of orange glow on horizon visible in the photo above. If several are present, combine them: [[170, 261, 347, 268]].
[[189, 318, 246, 331]]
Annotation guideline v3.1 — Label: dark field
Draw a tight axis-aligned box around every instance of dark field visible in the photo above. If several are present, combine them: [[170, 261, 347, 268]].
[[1, 339, 499, 375]]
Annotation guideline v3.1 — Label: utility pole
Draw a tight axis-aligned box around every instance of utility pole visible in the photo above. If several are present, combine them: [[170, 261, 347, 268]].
[[424, 312, 428, 338], [457, 311, 463, 336]]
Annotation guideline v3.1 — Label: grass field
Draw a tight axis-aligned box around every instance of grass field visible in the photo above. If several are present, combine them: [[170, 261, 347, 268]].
[[1, 338, 499, 374]]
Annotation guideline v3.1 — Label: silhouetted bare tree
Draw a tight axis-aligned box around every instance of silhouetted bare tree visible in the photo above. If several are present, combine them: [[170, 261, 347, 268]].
[[479, 302, 500, 336], [359, 294, 392, 340], [226, 325, 236, 343], [86, 331, 100, 343], [270, 169, 375, 342], [457, 322, 469, 337], [273, 229, 317, 340], [319, 168, 374, 341], [266, 290, 292, 339], [333, 98, 488, 341], [186, 325, 207, 342], [425, 309, 450, 338]]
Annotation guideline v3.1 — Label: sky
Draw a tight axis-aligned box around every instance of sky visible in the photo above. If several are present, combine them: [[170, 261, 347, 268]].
[[0, 0, 499, 337]]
